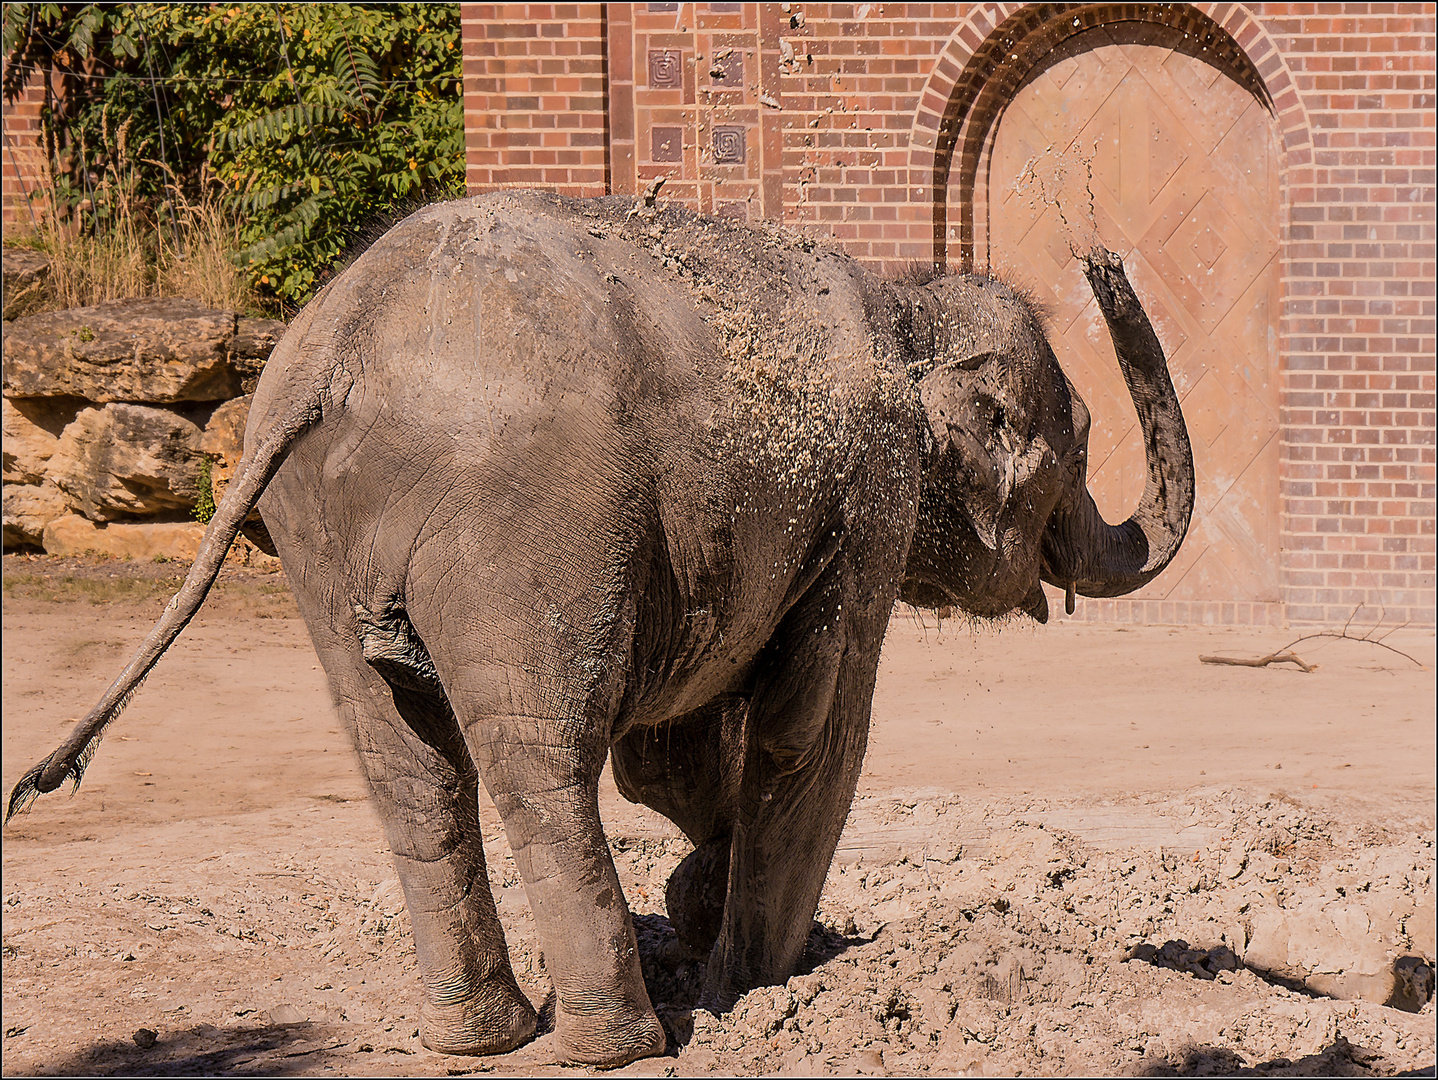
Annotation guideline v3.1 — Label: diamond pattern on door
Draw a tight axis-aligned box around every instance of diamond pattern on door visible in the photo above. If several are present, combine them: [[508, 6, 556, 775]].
[[984, 29, 1281, 604]]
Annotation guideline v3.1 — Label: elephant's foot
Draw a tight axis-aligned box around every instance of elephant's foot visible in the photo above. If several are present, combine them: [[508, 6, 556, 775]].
[[665, 836, 730, 960], [420, 986, 538, 1056], [555, 1005, 667, 1067], [699, 965, 755, 1015]]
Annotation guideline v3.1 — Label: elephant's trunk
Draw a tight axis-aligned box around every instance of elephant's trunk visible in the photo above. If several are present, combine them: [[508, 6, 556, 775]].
[[1041, 250, 1194, 605]]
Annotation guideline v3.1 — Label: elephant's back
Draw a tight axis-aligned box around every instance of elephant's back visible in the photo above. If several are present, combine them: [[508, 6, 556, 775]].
[[247, 194, 721, 569], [260, 189, 888, 432], [248, 191, 915, 560]]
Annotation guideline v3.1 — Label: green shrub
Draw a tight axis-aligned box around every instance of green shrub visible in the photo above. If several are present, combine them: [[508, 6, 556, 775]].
[[193, 456, 216, 524], [3, 3, 464, 309]]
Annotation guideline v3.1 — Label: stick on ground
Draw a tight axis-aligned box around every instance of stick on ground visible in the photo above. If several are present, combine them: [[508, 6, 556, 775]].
[[1198, 605, 1428, 673], [1200, 651, 1317, 673]]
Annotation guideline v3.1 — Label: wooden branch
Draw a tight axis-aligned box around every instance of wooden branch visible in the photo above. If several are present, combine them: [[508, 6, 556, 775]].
[[1279, 629, 1429, 671], [1199, 605, 1429, 674], [1200, 651, 1317, 673]]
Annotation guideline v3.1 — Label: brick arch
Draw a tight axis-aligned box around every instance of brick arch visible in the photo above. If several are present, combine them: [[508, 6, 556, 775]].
[[906, 2, 1312, 270]]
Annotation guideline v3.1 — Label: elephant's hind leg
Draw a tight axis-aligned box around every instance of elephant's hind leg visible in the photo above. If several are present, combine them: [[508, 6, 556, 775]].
[[312, 597, 538, 1055], [432, 639, 666, 1065]]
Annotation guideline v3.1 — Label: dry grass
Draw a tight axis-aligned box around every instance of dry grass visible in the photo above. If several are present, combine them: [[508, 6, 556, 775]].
[[1, 572, 183, 606], [7, 117, 262, 315], [2, 568, 293, 611], [14, 211, 150, 310], [154, 182, 256, 313]]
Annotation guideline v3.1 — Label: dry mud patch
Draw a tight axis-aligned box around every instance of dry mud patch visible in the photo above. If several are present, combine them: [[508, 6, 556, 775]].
[[2, 555, 1434, 1076]]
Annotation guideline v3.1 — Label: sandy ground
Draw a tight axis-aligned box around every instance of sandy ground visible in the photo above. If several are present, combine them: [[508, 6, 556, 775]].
[[1, 552, 1434, 1077]]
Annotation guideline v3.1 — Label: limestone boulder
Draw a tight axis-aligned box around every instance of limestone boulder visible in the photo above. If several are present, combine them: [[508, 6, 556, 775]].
[[1243, 897, 1424, 1008], [42, 514, 206, 561], [231, 319, 287, 393], [200, 394, 251, 463], [2, 247, 49, 321], [47, 403, 205, 521], [3, 396, 83, 484], [1, 297, 243, 403], [201, 395, 252, 504], [2, 481, 68, 548]]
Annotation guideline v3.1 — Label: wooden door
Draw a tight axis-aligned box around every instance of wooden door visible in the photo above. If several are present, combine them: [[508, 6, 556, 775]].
[[978, 28, 1282, 606]]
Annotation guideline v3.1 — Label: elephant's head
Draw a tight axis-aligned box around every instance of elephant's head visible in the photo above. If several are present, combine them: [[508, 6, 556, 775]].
[[894, 251, 1194, 622]]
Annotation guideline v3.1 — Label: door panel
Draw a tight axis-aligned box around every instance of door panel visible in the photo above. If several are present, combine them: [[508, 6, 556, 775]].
[[981, 28, 1281, 604]]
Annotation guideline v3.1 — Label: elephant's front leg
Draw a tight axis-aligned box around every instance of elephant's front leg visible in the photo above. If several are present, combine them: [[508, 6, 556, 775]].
[[462, 706, 667, 1066], [702, 582, 887, 1010], [611, 698, 746, 959]]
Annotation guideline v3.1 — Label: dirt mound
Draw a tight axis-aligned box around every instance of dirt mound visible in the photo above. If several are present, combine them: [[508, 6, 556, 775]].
[[4, 788, 1430, 1077], [610, 790, 1435, 1076], [2, 555, 1433, 1075]]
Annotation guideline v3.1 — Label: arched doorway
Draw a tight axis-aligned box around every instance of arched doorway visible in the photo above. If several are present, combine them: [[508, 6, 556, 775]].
[[947, 15, 1283, 610]]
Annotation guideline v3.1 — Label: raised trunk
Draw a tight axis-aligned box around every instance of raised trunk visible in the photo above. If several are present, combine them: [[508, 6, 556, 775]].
[[1041, 250, 1195, 606]]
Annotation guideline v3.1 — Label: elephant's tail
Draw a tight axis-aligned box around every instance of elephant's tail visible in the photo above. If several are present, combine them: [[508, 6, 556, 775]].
[[5, 396, 322, 823]]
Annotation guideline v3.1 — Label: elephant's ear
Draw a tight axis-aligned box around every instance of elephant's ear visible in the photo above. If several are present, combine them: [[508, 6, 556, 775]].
[[918, 352, 1005, 550], [916, 351, 997, 431], [917, 351, 998, 450]]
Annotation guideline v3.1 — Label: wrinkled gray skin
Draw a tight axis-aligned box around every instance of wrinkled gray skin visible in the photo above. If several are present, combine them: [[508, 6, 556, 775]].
[[9, 191, 1193, 1066]]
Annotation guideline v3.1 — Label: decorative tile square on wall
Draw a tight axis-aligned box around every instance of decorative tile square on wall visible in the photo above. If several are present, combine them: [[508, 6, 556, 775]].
[[712, 125, 746, 164], [647, 49, 682, 89]]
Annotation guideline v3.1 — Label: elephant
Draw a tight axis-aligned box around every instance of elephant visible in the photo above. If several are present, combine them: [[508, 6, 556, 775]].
[[9, 190, 1193, 1066]]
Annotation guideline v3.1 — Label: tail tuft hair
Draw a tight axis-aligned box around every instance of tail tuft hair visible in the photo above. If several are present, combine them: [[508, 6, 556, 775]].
[[7, 758, 50, 821], [5, 735, 104, 822]]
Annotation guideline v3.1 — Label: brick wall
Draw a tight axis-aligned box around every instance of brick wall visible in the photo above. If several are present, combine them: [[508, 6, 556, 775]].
[[460, 4, 610, 195], [458, 3, 1434, 627], [1262, 5, 1436, 626], [1, 63, 48, 226], [775, 5, 950, 256]]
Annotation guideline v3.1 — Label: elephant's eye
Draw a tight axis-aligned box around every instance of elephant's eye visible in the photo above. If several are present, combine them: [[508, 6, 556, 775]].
[[993, 403, 1007, 431]]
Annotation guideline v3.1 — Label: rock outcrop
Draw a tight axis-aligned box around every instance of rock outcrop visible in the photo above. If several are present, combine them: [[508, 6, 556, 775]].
[[3, 396, 79, 485], [1, 282, 285, 554], [47, 404, 206, 521], [2, 481, 68, 548], [231, 321, 286, 394], [201, 394, 252, 504], [1, 247, 49, 321], [200, 394, 251, 464], [3, 298, 244, 402], [41, 514, 207, 561]]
